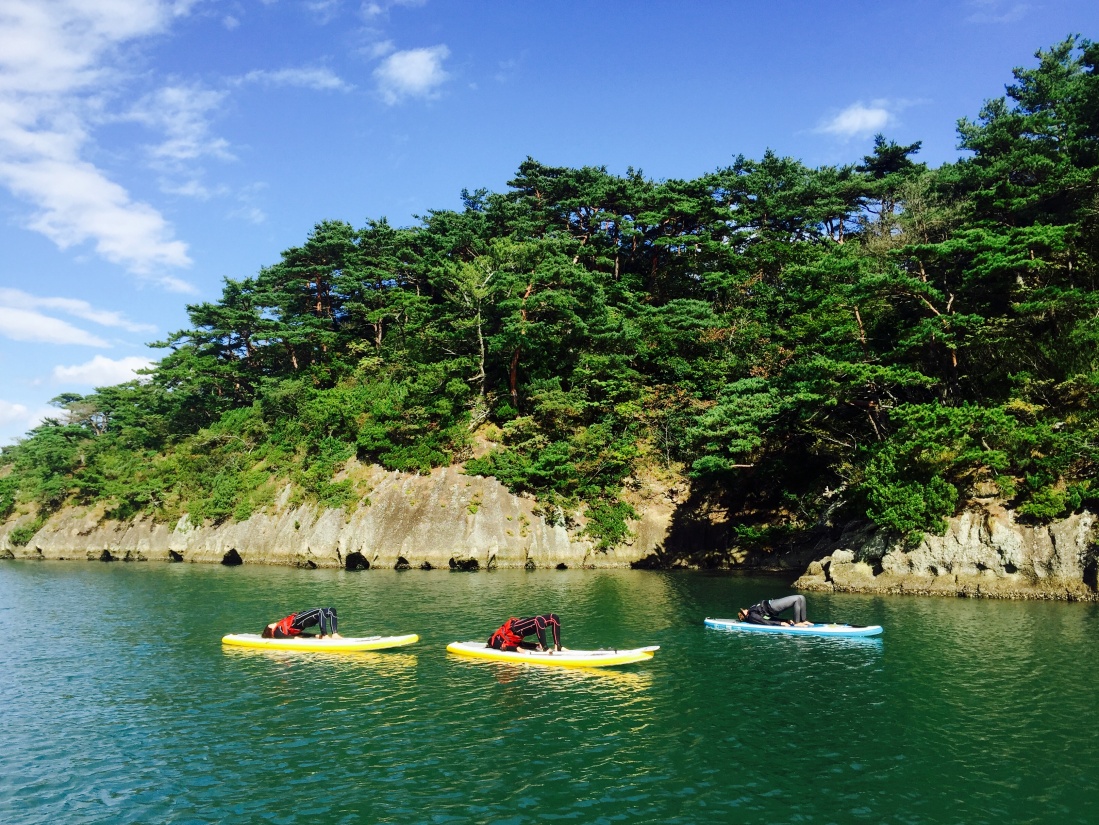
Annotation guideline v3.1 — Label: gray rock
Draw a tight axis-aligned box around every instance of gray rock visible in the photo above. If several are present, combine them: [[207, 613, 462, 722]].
[[795, 507, 1097, 601], [0, 465, 674, 571]]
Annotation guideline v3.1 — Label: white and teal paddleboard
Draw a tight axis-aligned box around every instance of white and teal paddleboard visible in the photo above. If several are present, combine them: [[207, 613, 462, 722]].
[[704, 618, 882, 637]]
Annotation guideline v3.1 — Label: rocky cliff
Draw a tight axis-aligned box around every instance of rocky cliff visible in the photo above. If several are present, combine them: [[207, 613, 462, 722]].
[[2, 464, 1095, 601], [0, 464, 673, 570], [794, 505, 1097, 601]]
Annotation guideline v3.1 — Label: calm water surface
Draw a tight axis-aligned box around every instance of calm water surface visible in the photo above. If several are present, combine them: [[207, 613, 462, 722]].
[[1, 561, 1096, 824]]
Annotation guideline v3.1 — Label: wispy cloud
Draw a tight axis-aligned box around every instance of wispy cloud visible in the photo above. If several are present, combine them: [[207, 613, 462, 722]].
[[0, 0, 195, 280], [0, 288, 156, 333], [229, 204, 267, 225], [816, 100, 895, 139], [495, 58, 520, 84], [52, 354, 154, 386], [305, 0, 343, 25], [374, 45, 450, 104], [361, 0, 428, 20], [0, 288, 158, 346], [126, 84, 234, 164], [229, 182, 268, 225], [0, 398, 53, 435], [0, 306, 110, 346], [0, 155, 193, 279], [965, 0, 1031, 23], [365, 39, 396, 60], [160, 178, 228, 200], [0, 399, 30, 427], [236, 67, 352, 91]]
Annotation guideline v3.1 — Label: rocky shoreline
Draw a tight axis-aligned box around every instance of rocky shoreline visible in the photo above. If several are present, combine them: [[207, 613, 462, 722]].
[[2, 464, 1095, 601], [793, 506, 1097, 602], [0, 465, 668, 571]]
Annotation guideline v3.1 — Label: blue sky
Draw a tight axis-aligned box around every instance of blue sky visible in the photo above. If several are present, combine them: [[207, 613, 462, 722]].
[[1, 0, 1097, 446]]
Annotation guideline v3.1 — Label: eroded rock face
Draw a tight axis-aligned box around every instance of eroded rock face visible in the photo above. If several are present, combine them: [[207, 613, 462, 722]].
[[794, 507, 1097, 601], [0, 466, 672, 570], [3, 467, 1095, 601]]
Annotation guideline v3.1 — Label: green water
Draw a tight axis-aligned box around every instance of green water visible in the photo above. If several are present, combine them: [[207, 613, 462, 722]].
[[1, 561, 1096, 824]]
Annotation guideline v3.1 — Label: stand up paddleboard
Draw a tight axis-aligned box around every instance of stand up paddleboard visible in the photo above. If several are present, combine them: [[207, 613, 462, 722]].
[[446, 641, 659, 668], [704, 618, 882, 637], [221, 633, 419, 652]]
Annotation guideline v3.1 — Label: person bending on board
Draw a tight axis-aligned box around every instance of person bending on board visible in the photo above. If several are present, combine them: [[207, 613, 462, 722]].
[[488, 614, 562, 652], [261, 607, 343, 639], [737, 595, 813, 627]]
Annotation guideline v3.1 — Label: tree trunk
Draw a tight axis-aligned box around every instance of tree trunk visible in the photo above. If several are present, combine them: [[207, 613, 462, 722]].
[[509, 282, 535, 408]]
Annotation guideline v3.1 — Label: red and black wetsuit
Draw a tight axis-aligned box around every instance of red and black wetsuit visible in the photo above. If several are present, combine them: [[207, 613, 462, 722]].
[[488, 614, 561, 650], [270, 607, 338, 638]]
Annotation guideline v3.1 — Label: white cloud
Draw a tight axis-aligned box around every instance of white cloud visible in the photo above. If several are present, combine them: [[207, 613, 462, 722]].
[[0, 399, 30, 427], [0, 155, 192, 273], [0, 399, 52, 435], [965, 0, 1030, 23], [361, 0, 427, 20], [817, 101, 894, 138], [305, 0, 343, 24], [230, 205, 267, 225], [0, 0, 195, 279], [126, 84, 233, 163], [52, 354, 153, 386], [237, 67, 351, 91], [374, 45, 450, 104], [161, 178, 227, 200], [495, 58, 519, 84], [0, 306, 109, 346], [363, 39, 396, 60], [0, 288, 156, 333], [149, 273, 196, 293]]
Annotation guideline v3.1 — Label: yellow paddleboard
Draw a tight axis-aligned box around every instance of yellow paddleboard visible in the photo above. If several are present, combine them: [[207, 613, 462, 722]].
[[446, 641, 659, 668], [221, 633, 419, 652]]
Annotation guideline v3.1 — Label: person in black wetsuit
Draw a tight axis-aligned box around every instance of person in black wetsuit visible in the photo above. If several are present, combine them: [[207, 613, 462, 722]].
[[261, 607, 342, 639], [487, 614, 563, 652], [737, 595, 812, 627]]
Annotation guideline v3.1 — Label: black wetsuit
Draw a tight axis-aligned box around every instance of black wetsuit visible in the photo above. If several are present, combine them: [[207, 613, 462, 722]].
[[744, 595, 807, 625]]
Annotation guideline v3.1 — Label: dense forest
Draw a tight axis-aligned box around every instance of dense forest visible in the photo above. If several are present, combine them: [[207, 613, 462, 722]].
[[2, 38, 1097, 558]]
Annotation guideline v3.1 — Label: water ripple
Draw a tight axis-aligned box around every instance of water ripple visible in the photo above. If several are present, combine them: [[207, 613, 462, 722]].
[[2, 564, 1097, 823]]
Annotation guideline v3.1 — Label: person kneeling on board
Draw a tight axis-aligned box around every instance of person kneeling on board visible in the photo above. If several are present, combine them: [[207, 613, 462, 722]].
[[262, 607, 343, 639], [737, 595, 812, 627], [488, 614, 562, 652]]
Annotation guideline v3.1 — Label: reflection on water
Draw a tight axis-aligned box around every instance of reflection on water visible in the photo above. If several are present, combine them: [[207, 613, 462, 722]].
[[220, 645, 420, 676], [2, 562, 1097, 825], [448, 654, 657, 694]]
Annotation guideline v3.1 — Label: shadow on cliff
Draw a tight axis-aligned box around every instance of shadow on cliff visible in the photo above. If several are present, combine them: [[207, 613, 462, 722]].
[[631, 476, 832, 573]]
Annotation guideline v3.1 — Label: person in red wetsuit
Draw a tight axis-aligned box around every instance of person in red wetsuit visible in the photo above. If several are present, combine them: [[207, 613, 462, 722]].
[[261, 607, 342, 639], [487, 614, 562, 652]]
